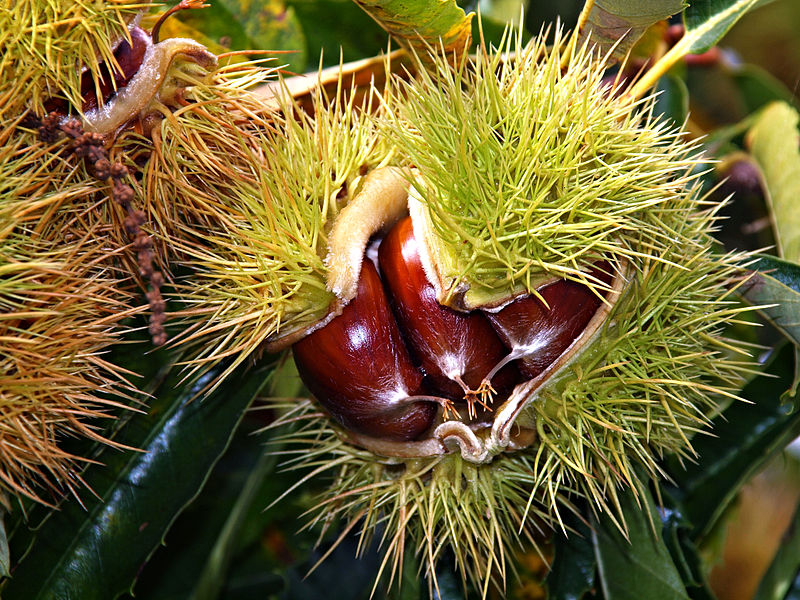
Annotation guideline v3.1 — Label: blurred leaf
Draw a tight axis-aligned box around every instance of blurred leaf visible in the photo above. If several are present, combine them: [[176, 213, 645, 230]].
[[286, 0, 391, 70], [663, 342, 800, 540], [546, 515, 596, 600], [781, 569, 800, 600], [592, 484, 689, 600], [685, 59, 797, 131], [3, 360, 270, 600], [170, 0, 306, 73], [524, 0, 584, 33], [578, 0, 684, 60], [753, 498, 800, 600], [746, 102, 800, 262], [352, 0, 473, 64], [654, 71, 690, 126], [682, 0, 778, 54]]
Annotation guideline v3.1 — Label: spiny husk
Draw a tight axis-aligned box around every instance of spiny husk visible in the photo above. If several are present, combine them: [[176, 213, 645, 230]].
[[135, 67, 391, 382], [268, 399, 577, 597], [262, 27, 758, 596], [387, 27, 717, 309], [0, 0, 148, 119], [0, 123, 138, 503]]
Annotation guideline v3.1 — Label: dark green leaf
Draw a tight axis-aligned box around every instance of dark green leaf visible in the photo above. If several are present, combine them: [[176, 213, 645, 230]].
[[4, 359, 270, 600], [660, 507, 717, 600], [592, 484, 689, 600], [663, 342, 800, 539], [546, 516, 597, 600], [286, 0, 391, 70], [0, 510, 8, 578], [683, 0, 777, 54], [754, 497, 800, 600], [654, 71, 690, 126], [579, 0, 685, 60]]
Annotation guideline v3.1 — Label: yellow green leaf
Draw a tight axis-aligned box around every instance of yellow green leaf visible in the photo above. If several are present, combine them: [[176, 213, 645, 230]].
[[746, 102, 800, 263]]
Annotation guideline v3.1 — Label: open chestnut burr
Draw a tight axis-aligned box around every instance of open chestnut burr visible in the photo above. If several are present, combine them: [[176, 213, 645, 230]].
[[292, 216, 613, 445]]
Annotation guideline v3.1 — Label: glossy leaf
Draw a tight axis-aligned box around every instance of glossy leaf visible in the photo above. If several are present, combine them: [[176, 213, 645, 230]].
[[663, 342, 800, 540], [579, 0, 685, 60], [754, 498, 800, 600], [352, 0, 473, 64], [742, 255, 800, 348], [592, 484, 689, 600], [683, 0, 777, 54], [746, 102, 800, 262], [3, 359, 270, 600], [546, 515, 596, 600]]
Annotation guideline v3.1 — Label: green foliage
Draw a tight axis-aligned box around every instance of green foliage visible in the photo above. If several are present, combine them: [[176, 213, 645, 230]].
[[3, 1, 800, 600], [592, 485, 689, 600], [2, 353, 270, 600]]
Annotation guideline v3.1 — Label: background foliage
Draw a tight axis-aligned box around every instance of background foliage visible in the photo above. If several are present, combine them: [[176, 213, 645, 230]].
[[3, 1, 800, 599]]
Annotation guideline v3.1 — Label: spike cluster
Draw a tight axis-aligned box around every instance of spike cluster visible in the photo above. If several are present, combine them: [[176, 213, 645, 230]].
[[1, 0, 147, 118], [145, 76, 388, 383], [0, 124, 138, 503]]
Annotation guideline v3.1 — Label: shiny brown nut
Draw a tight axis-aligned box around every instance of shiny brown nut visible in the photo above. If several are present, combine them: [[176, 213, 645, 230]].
[[378, 217, 519, 406], [81, 26, 151, 112], [486, 262, 613, 379], [293, 259, 440, 441]]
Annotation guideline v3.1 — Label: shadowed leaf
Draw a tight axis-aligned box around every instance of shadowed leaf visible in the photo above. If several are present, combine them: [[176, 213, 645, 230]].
[[578, 0, 685, 60], [592, 484, 689, 600], [3, 358, 270, 600]]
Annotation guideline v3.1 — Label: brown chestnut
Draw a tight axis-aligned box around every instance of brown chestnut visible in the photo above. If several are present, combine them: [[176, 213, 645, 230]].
[[293, 259, 450, 441], [81, 26, 151, 112], [378, 217, 519, 416], [485, 262, 614, 380]]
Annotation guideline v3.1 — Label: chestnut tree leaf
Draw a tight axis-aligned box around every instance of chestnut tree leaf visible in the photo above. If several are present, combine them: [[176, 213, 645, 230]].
[[3, 358, 270, 600], [578, 0, 685, 60], [352, 0, 473, 64], [592, 483, 689, 600], [545, 515, 596, 600], [0, 511, 8, 579], [682, 0, 778, 54], [746, 102, 800, 263]]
